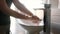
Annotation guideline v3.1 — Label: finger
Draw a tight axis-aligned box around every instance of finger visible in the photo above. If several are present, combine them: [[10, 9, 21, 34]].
[[32, 20, 40, 24]]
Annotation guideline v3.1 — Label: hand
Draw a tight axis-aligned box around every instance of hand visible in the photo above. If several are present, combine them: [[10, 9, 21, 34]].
[[28, 12, 33, 16], [27, 15, 42, 23], [24, 15, 42, 23], [32, 16, 42, 21], [32, 16, 42, 23], [27, 13, 34, 17]]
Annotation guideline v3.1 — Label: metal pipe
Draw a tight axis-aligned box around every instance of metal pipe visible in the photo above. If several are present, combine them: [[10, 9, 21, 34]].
[[43, 4, 51, 34]]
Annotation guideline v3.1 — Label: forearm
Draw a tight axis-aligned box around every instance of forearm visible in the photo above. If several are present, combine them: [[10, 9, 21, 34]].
[[3, 9, 29, 19], [0, 0, 29, 19], [13, 0, 33, 16]]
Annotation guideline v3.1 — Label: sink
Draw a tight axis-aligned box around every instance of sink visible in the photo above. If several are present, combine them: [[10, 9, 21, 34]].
[[20, 24, 43, 34], [16, 19, 44, 34]]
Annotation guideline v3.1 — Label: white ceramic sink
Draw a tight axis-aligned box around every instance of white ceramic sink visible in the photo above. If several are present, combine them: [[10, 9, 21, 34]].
[[16, 19, 44, 34]]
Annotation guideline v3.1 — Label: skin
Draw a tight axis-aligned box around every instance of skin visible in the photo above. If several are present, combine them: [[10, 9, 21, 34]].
[[0, 0, 31, 19], [0, 0, 41, 20], [0, 0, 41, 34], [12, 0, 33, 16]]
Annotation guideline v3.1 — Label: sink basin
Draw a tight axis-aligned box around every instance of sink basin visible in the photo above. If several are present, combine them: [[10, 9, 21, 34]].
[[20, 24, 43, 34], [16, 19, 44, 34]]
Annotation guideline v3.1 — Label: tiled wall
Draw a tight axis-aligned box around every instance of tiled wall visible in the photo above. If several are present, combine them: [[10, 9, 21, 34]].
[[50, 0, 58, 8], [50, 0, 60, 23], [51, 9, 60, 23]]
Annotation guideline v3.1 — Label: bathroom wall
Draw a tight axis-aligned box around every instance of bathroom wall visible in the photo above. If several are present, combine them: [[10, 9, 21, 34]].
[[50, 0, 60, 23], [50, 0, 58, 8], [51, 0, 60, 34], [51, 9, 60, 23]]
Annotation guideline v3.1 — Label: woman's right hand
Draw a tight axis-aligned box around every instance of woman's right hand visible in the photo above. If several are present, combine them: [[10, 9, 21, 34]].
[[27, 15, 42, 23]]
